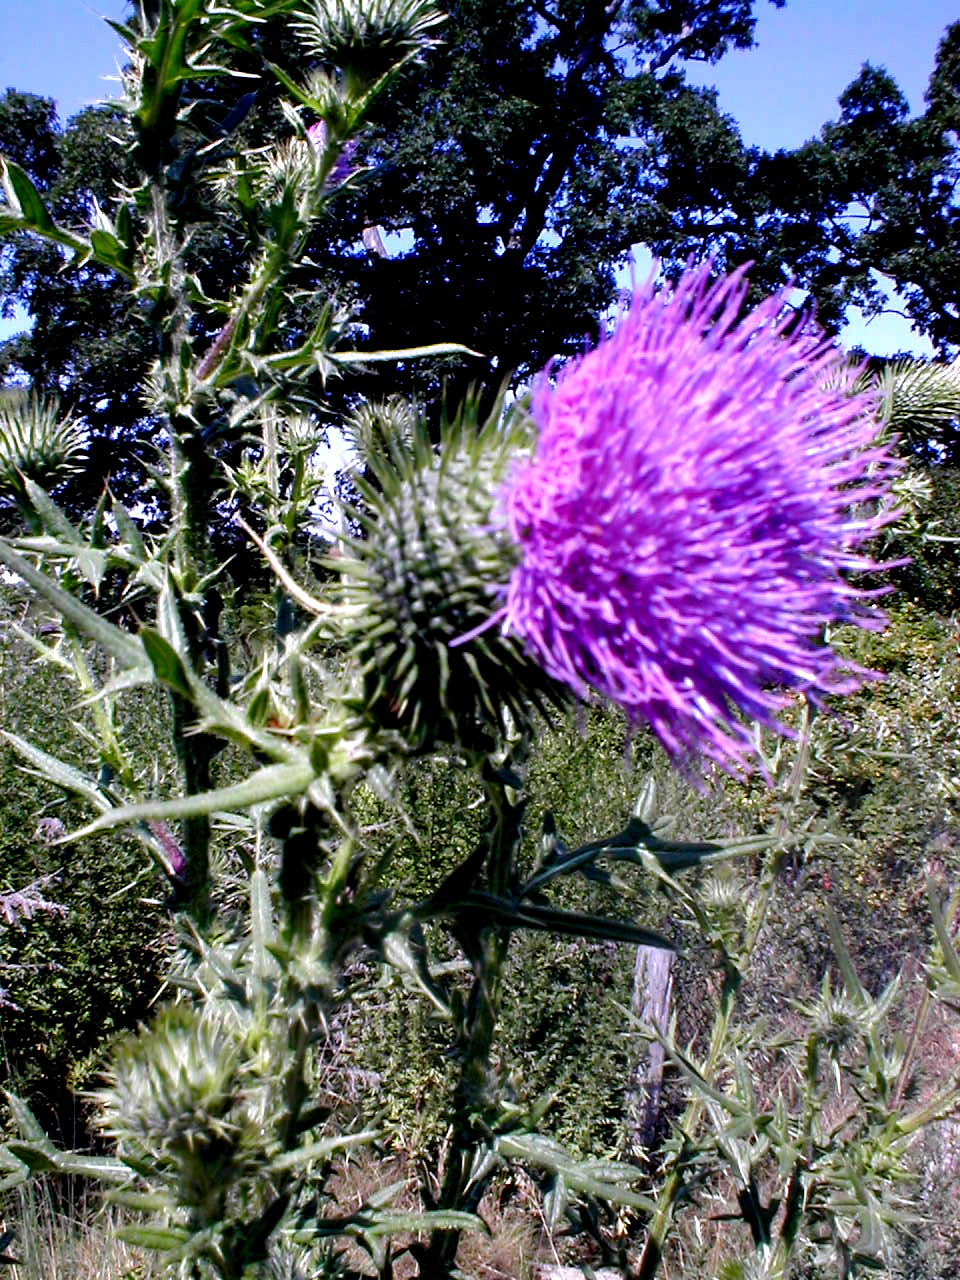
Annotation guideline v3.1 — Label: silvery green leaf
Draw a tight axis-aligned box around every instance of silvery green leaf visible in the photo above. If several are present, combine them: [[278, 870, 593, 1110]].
[[4, 1092, 54, 1144], [21, 478, 84, 543], [11, 537, 128, 576], [106, 1190, 174, 1214], [111, 499, 147, 560], [117, 1224, 190, 1252], [1, 732, 110, 812], [66, 759, 316, 841], [269, 1129, 379, 1172], [249, 868, 279, 980], [51, 1153, 131, 1182], [0, 540, 146, 670], [382, 926, 451, 1018], [345, 1208, 482, 1239], [634, 775, 658, 824], [543, 1175, 568, 1233], [495, 1133, 654, 1211]]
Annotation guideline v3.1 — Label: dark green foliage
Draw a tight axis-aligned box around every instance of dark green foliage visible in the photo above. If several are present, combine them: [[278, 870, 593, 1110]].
[[0, 595, 167, 1139], [883, 467, 960, 612], [6, 6, 960, 528], [781, 23, 960, 357]]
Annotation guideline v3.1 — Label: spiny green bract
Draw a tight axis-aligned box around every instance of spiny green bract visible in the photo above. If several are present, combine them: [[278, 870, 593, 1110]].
[[96, 1005, 241, 1180], [337, 397, 568, 751], [0, 393, 85, 497]]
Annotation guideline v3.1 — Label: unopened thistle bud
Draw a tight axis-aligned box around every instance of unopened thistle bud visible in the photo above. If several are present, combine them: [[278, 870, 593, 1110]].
[[0, 393, 85, 497], [337, 402, 568, 750]]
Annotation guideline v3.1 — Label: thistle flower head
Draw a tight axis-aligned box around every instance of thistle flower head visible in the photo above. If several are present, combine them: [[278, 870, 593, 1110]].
[[500, 263, 898, 774], [338, 398, 568, 751], [96, 1005, 240, 1186], [0, 392, 85, 498]]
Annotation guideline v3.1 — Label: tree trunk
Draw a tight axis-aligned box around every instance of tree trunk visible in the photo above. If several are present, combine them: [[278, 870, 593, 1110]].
[[625, 944, 674, 1153]]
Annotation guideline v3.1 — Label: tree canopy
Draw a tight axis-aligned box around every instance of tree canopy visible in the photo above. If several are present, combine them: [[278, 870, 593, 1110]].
[[1, 2, 959, 512]]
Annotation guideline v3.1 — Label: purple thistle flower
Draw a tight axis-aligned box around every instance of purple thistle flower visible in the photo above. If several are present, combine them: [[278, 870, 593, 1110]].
[[307, 120, 358, 187], [500, 263, 898, 775]]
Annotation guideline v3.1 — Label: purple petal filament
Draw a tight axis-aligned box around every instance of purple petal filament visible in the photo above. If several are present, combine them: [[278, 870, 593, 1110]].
[[501, 263, 898, 774], [307, 120, 358, 187]]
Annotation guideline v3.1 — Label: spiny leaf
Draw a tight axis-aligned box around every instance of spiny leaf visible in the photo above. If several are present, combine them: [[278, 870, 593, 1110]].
[[66, 759, 317, 841], [457, 891, 675, 949], [117, 1224, 190, 1252], [269, 1129, 380, 1172], [140, 627, 194, 698], [1, 732, 111, 813], [3, 1093, 48, 1145], [0, 540, 146, 669]]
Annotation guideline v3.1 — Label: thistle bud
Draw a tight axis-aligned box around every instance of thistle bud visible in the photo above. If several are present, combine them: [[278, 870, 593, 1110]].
[[337, 403, 567, 751], [96, 1006, 241, 1210], [0, 393, 85, 498]]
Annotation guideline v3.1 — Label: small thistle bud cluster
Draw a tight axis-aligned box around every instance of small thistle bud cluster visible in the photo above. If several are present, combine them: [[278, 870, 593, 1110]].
[[338, 403, 568, 750], [97, 1006, 244, 1212]]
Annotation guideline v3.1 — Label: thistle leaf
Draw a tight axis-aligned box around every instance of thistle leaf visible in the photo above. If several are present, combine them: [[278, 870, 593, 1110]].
[[140, 627, 194, 698], [65, 759, 317, 841], [0, 541, 146, 669], [1, 732, 112, 813]]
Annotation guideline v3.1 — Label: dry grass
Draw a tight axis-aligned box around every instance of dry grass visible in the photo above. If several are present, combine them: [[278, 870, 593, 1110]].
[[2, 1180, 160, 1280], [327, 1151, 547, 1278]]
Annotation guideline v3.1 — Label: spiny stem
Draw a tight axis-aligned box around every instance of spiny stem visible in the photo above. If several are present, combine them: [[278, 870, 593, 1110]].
[[423, 759, 526, 1276]]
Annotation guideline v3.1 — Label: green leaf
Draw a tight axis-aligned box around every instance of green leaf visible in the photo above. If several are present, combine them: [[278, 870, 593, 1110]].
[[826, 908, 869, 1008], [350, 1208, 483, 1238], [3, 1093, 48, 1144], [21, 478, 83, 543], [1, 158, 56, 232], [269, 1128, 379, 1172], [927, 878, 960, 983], [117, 1224, 190, 1252], [496, 1133, 654, 1212], [382, 927, 452, 1018], [66, 759, 317, 841], [53, 1153, 132, 1182], [1, 732, 111, 813], [0, 540, 146, 669], [106, 1190, 173, 1214], [0, 1162, 28, 1194], [4, 1143, 57, 1174], [112, 499, 147, 560], [250, 867, 278, 980], [89, 228, 125, 271], [140, 627, 194, 698], [459, 891, 675, 949], [0, 159, 125, 271], [522, 816, 770, 896]]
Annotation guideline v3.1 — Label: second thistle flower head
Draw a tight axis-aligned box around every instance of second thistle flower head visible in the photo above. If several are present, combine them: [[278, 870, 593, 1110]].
[[500, 263, 898, 774]]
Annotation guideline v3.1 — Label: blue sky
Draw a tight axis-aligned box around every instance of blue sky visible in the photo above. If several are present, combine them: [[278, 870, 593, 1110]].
[[0, 0, 956, 352]]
